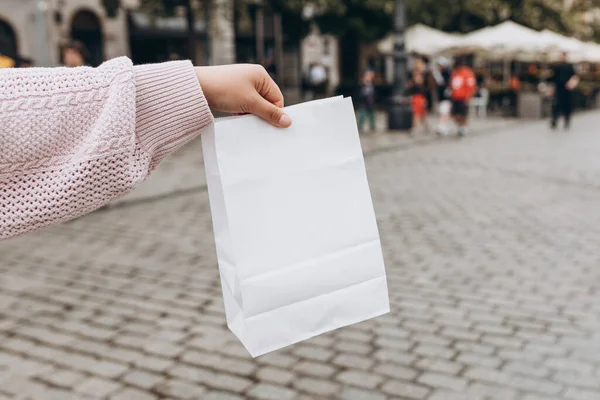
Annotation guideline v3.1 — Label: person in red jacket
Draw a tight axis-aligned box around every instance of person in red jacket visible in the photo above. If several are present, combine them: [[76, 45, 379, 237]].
[[450, 58, 477, 137]]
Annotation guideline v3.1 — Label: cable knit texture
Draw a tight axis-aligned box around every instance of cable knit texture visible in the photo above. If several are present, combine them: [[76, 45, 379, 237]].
[[0, 57, 214, 239]]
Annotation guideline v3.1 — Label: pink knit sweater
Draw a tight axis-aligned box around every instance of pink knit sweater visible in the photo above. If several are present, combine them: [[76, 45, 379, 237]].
[[0, 57, 214, 239]]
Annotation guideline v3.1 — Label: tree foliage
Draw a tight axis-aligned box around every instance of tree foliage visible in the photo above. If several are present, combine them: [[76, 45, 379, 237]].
[[407, 0, 564, 33]]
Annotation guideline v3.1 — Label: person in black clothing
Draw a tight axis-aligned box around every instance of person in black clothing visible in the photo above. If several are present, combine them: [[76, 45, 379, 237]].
[[357, 69, 376, 133], [433, 57, 452, 134], [550, 52, 579, 129]]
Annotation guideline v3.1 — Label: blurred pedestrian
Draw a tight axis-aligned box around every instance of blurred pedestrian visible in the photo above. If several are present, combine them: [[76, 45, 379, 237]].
[[407, 57, 429, 134], [357, 69, 376, 134], [450, 58, 476, 137], [0, 59, 292, 239], [550, 52, 579, 130], [433, 56, 452, 135], [167, 52, 181, 61], [62, 40, 88, 67], [309, 62, 328, 99], [509, 74, 521, 116]]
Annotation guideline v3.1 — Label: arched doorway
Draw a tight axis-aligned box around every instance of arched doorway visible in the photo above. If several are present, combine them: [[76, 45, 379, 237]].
[[0, 19, 17, 58], [71, 10, 103, 66]]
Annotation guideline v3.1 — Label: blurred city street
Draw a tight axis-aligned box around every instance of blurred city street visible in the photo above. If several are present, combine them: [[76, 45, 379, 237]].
[[1, 112, 600, 400]]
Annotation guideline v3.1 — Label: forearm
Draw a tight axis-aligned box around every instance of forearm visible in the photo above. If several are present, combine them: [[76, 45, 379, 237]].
[[0, 58, 213, 239]]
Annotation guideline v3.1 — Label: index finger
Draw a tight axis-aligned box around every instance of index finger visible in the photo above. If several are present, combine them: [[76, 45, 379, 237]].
[[257, 70, 285, 108]]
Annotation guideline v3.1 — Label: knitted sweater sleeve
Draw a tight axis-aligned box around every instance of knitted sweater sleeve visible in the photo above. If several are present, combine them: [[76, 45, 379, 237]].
[[0, 57, 214, 239]]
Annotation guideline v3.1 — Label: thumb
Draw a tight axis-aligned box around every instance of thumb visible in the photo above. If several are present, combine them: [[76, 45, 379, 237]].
[[250, 95, 292, 128]]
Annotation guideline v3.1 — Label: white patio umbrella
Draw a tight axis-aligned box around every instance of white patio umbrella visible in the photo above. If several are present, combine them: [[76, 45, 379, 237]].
[[377, 24, 462, 56], [539, 29, 586, 62], [581, 42, 600, 63], [445, 21, 549, 60]]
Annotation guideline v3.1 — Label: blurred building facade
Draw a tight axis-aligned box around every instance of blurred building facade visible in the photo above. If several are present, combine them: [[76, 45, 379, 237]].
[[0, 0, 130, 66], [0, 0, 339, 98], [0, 0, 236, 66]]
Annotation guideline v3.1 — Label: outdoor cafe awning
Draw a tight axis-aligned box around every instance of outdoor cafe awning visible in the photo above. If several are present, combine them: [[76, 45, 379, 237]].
[[377, 24, 461, 57], [444, 21, 552, 60]]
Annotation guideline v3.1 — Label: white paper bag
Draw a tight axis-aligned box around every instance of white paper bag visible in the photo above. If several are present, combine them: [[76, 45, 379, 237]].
[[202, 97, 389, 357]]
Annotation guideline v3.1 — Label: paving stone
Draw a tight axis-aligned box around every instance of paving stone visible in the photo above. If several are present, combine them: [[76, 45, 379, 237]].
[[109, 387, 158, 400], [417, 372, 468, 391], [143, 341, 184, 358], [413, 344, 456, 360], [122, 370, 163, 390], [428, 390, 473, 400], [181, 350, 256, 376], [553, 371, 600, 389], [133, 355, 174, 373], [373, 362, 418, 380], [202, 391, 245, 400], [457, 352, 502, 368], [292, 377, 340, 396], [76, 377, 122, 398], [415, 358, 463, 375], [292, 360, 337, 378], [169, 364, 253, 393], [88, 360, 129, 379], [509, 375, 563, 395], [246, 383, 297, 400], [545, 357, 595, 374], [463, 367, 510, 385], [565, 387, 600, 400], [522, 395, 562, 400], [440, 327, 480, 341], [332, 354, 375, 370], [155, 379, 207, 399], [306, 335, 336, 347], [39, 369, 87, 388], [336, 330, 372, 343], [466, 382, 518, 400], [292, 344, 335, 362], [502, 361, 549, 378], [257, 353, 298, 368], [255, 366, 295, 385], [334, 340, 372, 355], [453, 341, 496, 356], [337, 387, 387, 400], [335, 370, 384, 389], [380, 380, 430, 399], [373, 349, 416, 365], [1, 337, 37, 353]]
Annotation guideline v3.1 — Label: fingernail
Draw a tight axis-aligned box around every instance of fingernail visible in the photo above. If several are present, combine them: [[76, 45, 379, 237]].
[[278, 114, 292, 127]]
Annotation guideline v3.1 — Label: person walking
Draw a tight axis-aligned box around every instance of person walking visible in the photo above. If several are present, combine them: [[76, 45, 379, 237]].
[[0, 59, 292, 239], [408, 57, 429, 134], [433, 57, 452, 135], [550, 52, 579, 130], [509, 74, 521, 117], [357, 69, 376, 134], [308, 62, 328, 100], [450, 58, 477, 137]]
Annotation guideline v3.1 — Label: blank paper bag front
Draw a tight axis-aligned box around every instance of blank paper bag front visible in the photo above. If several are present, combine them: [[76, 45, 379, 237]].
[[202, 97, 389, 357]]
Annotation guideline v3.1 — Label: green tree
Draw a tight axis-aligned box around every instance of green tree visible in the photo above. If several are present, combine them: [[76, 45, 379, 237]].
[[407, 0, 571, 34], [273, 0, 394, 83]]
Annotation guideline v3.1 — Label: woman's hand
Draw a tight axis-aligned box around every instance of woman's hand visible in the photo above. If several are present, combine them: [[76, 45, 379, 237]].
[[195, 64, 292, 128]]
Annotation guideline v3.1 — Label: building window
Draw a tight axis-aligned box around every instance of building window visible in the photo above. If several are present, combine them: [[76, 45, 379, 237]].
[[71, 10, 103, 66]]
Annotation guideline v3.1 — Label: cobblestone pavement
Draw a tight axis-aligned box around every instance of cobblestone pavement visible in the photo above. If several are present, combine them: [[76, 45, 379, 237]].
[[1, 113, 600, 400]]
